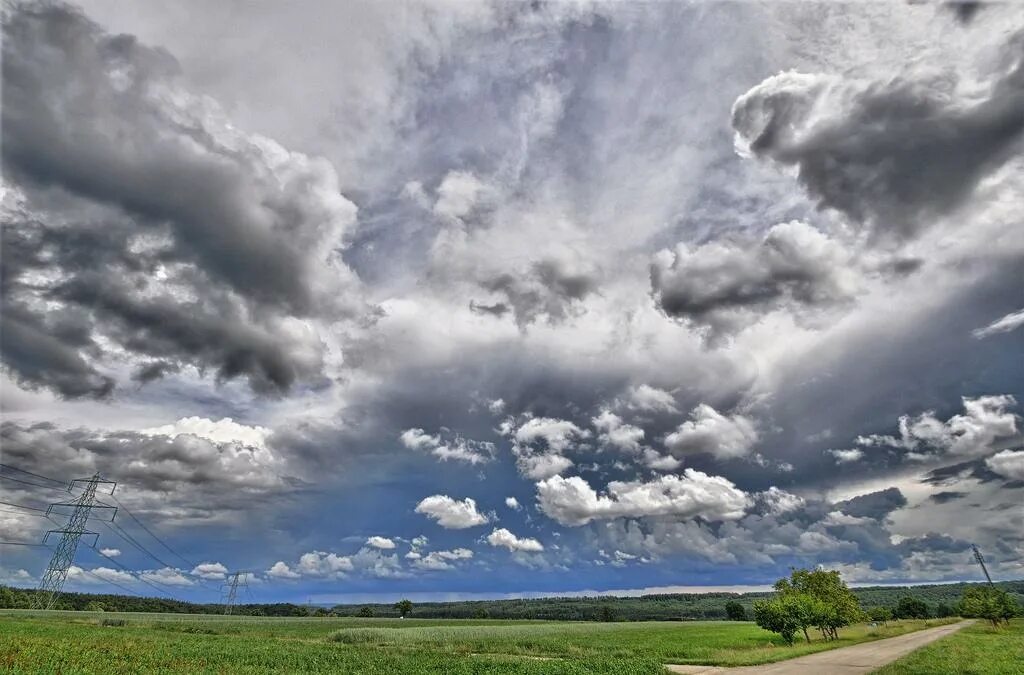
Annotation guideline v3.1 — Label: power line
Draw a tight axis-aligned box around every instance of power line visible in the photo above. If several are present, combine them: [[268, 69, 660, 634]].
[[0, 540, 49, 546], [100, 514, 221, 593], [0, 499, 49, 513], [87, 546, 181, 599], [0, 464, 70, 487], [103, 521, 179, 572], [109, 495, 199, 570], [0, 474, 70, 492], [77, 566, 141, 597], [0, 507, 56, 519]]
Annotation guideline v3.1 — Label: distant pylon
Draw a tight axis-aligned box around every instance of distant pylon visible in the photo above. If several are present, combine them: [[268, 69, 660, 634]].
[[35, 473, 117, 609], [222, 571, 248, 615], [972, 544, 994, 586]]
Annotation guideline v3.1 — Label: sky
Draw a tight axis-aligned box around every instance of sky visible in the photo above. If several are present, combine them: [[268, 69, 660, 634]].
[[0, 0, 1022, 605]]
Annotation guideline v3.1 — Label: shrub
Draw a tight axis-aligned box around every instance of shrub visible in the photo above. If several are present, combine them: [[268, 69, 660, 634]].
[[725, 600, 746, 621], [895, 596, 930, 620], [959, 586, 1020, 627]]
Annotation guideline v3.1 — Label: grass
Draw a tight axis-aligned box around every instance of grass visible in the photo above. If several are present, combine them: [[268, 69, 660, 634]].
[[0, 610, 957, 674], [873, 619, 1024, 675]]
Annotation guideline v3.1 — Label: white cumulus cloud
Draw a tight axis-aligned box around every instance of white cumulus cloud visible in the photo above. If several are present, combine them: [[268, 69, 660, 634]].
[[487, 527, 544, 552], [414, 495, 490, 529], [536, 470, 751, 526]]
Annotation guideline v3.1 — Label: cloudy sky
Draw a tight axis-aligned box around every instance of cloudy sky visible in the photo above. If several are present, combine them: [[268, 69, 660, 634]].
[[1, 0, 1022, 604]]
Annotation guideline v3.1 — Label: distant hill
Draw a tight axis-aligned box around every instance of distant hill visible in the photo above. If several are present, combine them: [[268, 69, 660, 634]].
[[328, 580, 1024, 621], [3, 579, 1021, 620]]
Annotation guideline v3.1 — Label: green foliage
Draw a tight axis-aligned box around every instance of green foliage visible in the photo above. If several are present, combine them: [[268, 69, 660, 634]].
[[752, 598, 801, 645], [958, 586, 1020, 627], [358, 606, 374, 618], [395, 599, 414, 618], [1, 580, 1021, 621], [869, 606, 894, 625], [86, 601, 106, 612], [724, 600, 745, 621], [934, 602, 956, 618], [598, 605, 615, 622], [771, 568, 862, 641], [895, 596, 930, 620]]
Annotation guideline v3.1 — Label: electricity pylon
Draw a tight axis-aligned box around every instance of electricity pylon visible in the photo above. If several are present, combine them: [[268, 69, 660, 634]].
[[222, 571, 248, 615], [35, 473, 117, 609], [972, 544, 994, 586]]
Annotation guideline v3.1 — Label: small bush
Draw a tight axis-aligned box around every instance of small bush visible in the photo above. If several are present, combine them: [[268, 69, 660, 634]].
[[100, 618, 126, 627]]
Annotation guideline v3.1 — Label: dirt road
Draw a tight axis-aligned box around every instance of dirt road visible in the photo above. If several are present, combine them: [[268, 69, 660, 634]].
[[665, 620, 973, 674]]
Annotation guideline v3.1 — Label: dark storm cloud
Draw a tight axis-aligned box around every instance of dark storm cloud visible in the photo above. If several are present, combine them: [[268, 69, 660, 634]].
[[0, 2, 361, 396], [946, 1, 985, 23], [833, 487, 907, 520], [650, 221, 855, 336], [929, 490, 968, 504], [0, 421, 296, 522], [131, 361, 181, 384], [921, 458, 1007, 486], [731, 30, 1024, 239]]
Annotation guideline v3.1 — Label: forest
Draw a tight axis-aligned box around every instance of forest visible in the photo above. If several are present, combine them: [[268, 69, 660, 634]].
[[3, 579, 1021, 621]]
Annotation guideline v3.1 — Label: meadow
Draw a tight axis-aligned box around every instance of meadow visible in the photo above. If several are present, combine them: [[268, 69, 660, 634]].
[[875, 619, 1024, 675], [0, 610, 956, 674]]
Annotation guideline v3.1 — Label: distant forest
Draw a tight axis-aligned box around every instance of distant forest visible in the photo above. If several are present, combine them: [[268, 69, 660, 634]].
[[3, 580, 1022, 621]]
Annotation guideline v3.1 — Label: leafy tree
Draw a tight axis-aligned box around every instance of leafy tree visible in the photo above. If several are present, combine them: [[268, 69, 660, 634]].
[[472, 607, 489, 619], [395, 599, 413, 618], [895, 596, 930, 620], [599, 605, 616, 622], [775, 568, 862, 640], [725, 600, 746, 621], [868, 606, 893, 625], [934, 602, 956, 618], [357, 606, 374, 618], [85, 601, 106, 612], [752, 598, 801, 645], [959, 586, 1020, 627]]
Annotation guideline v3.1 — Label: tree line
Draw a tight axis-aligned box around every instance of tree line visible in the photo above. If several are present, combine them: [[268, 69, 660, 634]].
[[1, 578, 1021, 623]]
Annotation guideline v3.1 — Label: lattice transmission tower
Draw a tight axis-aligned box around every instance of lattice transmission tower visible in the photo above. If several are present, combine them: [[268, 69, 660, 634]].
[[34, 473, 117, 609], [972, 544, 994, 586], [222, 571, 249, 615]]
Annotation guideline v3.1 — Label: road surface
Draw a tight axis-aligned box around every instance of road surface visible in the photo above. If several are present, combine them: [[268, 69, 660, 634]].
[[665, 620, 973, 674]]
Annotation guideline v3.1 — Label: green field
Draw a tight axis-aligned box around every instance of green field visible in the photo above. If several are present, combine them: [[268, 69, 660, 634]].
[[874, 619, 1024, 675], [0, 610, 958, 673]]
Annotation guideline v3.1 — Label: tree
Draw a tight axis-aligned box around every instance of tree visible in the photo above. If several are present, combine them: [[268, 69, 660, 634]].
[[358, 606, 374, 618], [895, 596, 930, 620], [395, 599, 413, 618], [959, 586, 1019, 627], [85, 601, 106, 612], [752, 598, 801, 645], [599, 605, 616, 622], [934, 602, 956, 618], [775, 568, 862, 640], [868, 606, 893, 625], [725, 600, 746, 621]]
